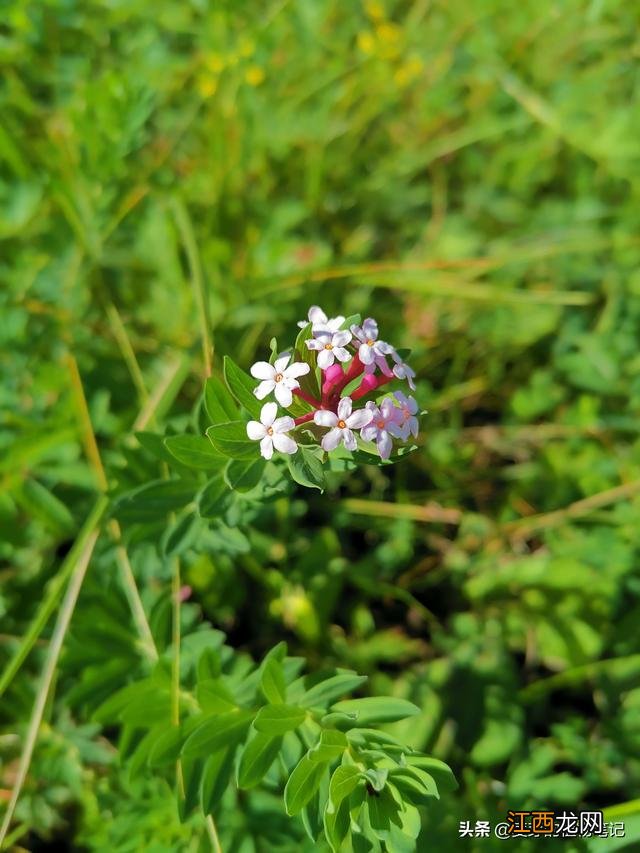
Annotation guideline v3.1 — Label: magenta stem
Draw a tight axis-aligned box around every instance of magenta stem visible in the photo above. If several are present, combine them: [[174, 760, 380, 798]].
[[293, 387, 323, 409], [351, 373, 394, 401], [293, 412, 316, 426]]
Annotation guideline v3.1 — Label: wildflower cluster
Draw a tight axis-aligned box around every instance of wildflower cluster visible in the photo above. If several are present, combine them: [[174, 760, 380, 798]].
[[245, 306, 420, 461]]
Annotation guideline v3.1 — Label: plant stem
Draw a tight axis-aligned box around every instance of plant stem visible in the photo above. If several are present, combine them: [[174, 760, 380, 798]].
[[293, 387, 322, 409], [65, 353, 158, 662], [0, 496, 109, 700], [0, 519, 103, 848], [171, 198, 213, 377], [205, 815, 223, 853]]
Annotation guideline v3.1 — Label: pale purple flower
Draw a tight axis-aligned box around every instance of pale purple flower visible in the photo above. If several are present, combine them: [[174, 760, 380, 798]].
[[313, 396, 373, 452], [298, 305, 345, 333], [251, 354, 310, 407], [360, 398, 401, 460], [350, 318, 394, 370], [246, 402, 298, 460], [389, 391, 419, 440], [306, 330, 352, 370], [391, 351, 416, 391]]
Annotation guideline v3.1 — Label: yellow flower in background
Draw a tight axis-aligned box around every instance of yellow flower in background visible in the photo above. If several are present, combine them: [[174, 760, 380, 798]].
[[204, 52, 225, 73], [357, 30, 376, 55], [364, 0, 385, 21], [197, 75, 218, 99], [245, 65, 265, 86], [394, 54, 424, 87], [376, 20, 402, 58], [238, 36, 256, 58]]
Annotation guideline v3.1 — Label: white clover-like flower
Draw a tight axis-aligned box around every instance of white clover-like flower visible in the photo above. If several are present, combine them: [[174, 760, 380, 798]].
[[313, 396, 372, 452], [360, 398, 399, 460], [306, 329, 352, 370], [246, 402, 298, 460], [250, 354, 310, 407], [298, 305, 345, 333], [350, 318, 394, 368], [391, 350, 416, 391], [389, 391, 419, 440]]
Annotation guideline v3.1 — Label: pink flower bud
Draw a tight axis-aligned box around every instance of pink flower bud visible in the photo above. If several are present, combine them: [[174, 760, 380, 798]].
[[324, 364, 344, 384]]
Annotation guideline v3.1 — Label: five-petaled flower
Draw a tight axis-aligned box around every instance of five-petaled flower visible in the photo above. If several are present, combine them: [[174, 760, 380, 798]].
[[361, 398, 399, 460], [306, 329, 352, 369], [298, 305, 345, 333], [313, 397, 373, 451], [250, 354, 310, 407], [351, 318, 394, 370], [246, 402, 298, 460], [390, 391, 419, 440], [391, 350, 416, 391]]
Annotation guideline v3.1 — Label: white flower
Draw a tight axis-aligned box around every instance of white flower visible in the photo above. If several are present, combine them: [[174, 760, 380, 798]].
[[360, 398, 399, 460], [306, 329, 352, 370], [250, 354, 310, 407], [313, 396, 372, 452], [246, 402, 298, 460], [389, 391, 419, 440], [350, 318, 394, 367], [391, 351, 416, 391], [298, 305, 345, 333]]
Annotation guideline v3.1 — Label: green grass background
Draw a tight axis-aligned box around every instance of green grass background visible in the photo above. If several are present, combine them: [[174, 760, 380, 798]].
[[1, 0, 640, 850]]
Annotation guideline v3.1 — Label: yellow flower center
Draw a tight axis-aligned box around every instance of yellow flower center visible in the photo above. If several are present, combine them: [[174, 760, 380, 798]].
[[267, 427, 274, 435], [377, 419, 385, 429], [366, 339, 375, 346], [337, 419, 347, 429], [274, 373, 283, 382], [324, 343, 333, 350]]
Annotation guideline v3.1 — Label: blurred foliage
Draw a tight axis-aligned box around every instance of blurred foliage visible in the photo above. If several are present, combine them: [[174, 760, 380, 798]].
[[2, 0, 640, 850]]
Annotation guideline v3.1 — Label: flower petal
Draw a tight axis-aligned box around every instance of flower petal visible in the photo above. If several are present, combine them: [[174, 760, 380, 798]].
[[317, 349, 335, 369], [272, 416, 295, 433], [274, 353, 291, 374], [375, 340, 394, 355], [254, 380, 275, 399], [274, 383, 293, 407], [260, 435, 274, 459], [308, 306, 328, 325], [377, 431, 393, 460], [314, 409, 338, 427], [361, 424, 377, 442], [250, 361, 275, 380], [261, 402, 278, 426], [362, 318, 378, 340], [343, 429, 357, 451], [284, 361, 310, 379], [321, 428, 343, 451], [346, 408, 373, 429], [306, 338, 323, 351], [350, 324, 365, 342], [273, 432, 298, 454], [333, 347, 351, 363], [337, 397, 353, 420], [326, 316, 346, 331], [246, 420, 266, 440], [358, 343, 375, 364], [332, 330, 352, 347]]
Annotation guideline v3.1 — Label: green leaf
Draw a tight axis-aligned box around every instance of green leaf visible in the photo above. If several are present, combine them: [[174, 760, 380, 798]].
[[329, 765, 364, 810], [18, 478, 75, 535], [224, 457, 266, 492], [181, 710, 253, 758], [287, 446, 325, 491], [253, 704, 306, 734], [405, 756, 457, 793], [196, 678, 237, 713], [390, 767, 439, 804], [148, 725, 184, 768], [164, 435, 225, 470], [114, 479, 196, 522], [330, 697, 420, 725], [284, 754, 328, 815], [293, 322, 321, 399], [324, 794, 352, 852], [161, 512, 198, 558], [200, 749, 234, 815], [308, 729, 348, 763], [223, 355, 262, 418], [206, 421, 257, 460], [198, 476, 231, 517], [260, 658, 287, 704], [367, 787, 401, 833], [301, 673, 368, 709], [236, 732, 283, 788], [204, 375, 239, 424]]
